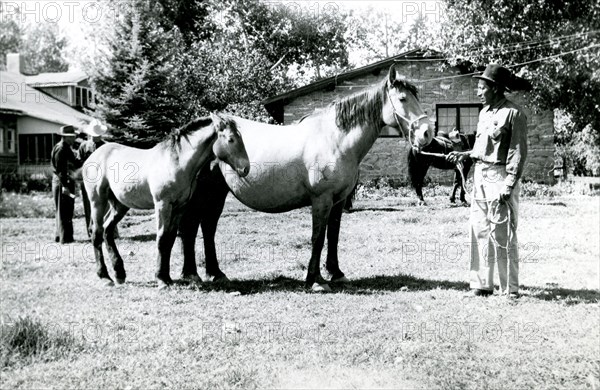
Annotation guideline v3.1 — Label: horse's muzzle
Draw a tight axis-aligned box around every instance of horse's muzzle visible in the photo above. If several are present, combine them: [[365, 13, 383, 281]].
[[237, 165, 250, 177], [414, 123, 433, 149]]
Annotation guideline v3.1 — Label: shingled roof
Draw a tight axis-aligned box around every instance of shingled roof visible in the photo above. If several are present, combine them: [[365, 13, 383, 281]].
[[25, 70, 88, 87], [0, 70, 91, 127], [261, 49, 445, 122]]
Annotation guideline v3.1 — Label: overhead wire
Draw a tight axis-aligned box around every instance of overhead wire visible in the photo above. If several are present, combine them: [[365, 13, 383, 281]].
[[408, 43, 600, 83]]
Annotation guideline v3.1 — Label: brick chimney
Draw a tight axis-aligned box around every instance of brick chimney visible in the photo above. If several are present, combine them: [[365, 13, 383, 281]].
[[6, 53, 25, 74]]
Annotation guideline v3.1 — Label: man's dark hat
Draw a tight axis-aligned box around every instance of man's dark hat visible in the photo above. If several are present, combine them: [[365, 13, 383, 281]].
[[58, 125, 77, 137], [473, 64, 513, 91]]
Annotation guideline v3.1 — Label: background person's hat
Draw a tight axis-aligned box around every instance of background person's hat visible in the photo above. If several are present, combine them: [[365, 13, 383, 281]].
[[58, 125, 77, 137], [84, 119, 108, 137], [473, 64, 513, 91]]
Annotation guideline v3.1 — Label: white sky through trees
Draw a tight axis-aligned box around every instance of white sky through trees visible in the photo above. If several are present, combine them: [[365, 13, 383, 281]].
[[1, 0, 441, 70]]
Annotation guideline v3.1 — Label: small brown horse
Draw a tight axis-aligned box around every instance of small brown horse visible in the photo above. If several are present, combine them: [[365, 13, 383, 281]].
[[83, 113, 250, 288], [178, 65, 434, 291], [408, 128, 474, 204]]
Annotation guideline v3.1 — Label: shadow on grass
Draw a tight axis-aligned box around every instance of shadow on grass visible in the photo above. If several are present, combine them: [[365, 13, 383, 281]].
[[524, 286, 600, 305], [128, 274, 469, 295], [128, 233, 156, 242], [347, 207, 406, 213], [127, 274, 600, 304]]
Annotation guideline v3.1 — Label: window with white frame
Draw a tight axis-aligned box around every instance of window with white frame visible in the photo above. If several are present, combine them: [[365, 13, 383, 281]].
[[436, 104, 482, 135], [75, 87, 82, 106], [7, 128, 16, 153]]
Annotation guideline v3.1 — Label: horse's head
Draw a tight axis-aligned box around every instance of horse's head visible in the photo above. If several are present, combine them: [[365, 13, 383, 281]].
[[383, 65, 434, 152], [448, 128, 462, 145], [211, 113, 250, 177]]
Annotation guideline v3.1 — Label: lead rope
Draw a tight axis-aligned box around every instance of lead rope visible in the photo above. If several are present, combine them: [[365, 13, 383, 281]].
[[418, 150, 471, 202], [471, 196, 516, 252]]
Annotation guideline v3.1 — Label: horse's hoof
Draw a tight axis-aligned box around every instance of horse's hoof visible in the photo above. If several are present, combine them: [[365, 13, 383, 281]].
[[157, 280, 171, 290], [182, 274, 202, 284], [212, 275, 230, 284], [115, 278, 126, 285], [311, 283, 331, 292], [100, 278, 114, 287], [330, 276, 350, 284]]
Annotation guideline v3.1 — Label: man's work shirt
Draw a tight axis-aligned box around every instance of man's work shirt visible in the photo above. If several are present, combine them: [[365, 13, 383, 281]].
[[78, 139, 105, 162], [51, 140, 79, 188], [470, 98, 528, 187]]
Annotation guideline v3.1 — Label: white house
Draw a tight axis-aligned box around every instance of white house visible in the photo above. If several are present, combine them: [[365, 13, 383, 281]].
[[0, 53, 93, 175]]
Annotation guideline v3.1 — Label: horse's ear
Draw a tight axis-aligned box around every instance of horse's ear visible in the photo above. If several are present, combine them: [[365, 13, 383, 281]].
[[388, 65, 397, 84], [210, 112, 224, 131]]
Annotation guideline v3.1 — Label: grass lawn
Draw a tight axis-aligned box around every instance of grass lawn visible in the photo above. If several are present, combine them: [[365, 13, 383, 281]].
[[1, 188, 599, 389]]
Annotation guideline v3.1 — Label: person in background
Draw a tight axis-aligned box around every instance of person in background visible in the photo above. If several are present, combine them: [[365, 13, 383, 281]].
[[51, 125, 80, 244], [447, 64, 529, 299], [78, 119, 108, 237]]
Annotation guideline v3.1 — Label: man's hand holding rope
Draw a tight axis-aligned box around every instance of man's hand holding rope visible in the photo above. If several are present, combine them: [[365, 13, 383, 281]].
[[446, 151, 470, 164], [498, 185, 512, 204]]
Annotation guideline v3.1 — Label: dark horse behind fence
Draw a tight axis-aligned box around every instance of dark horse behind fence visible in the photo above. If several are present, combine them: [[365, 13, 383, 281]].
[[408, 129, 475, 204], [177, 65, 434, 291]]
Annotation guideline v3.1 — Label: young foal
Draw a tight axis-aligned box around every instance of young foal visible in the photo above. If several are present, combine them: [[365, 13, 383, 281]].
[[408, 128, 474, 204], [83, 113, 249, 288]]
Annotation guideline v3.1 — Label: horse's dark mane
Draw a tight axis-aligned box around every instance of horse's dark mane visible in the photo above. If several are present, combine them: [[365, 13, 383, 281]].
[[334, 76, 418, 131], [165, 115, 238, 151], [164, 116, 211, 150]]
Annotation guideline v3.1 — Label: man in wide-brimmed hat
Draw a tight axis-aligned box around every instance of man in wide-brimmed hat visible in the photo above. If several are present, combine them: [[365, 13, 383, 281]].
[[51, 124, 80, 244], [447, 64, 529, 299], [78, 119, 108, 237]]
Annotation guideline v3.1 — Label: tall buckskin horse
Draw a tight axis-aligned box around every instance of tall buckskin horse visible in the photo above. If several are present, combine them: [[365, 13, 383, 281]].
[[83, 113, 250, 288], [408, 128, 474, 204], [178, 65, 434, 291]]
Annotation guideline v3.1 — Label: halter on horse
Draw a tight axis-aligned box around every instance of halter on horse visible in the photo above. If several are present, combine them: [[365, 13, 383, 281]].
[[178, 65, 434, 291]]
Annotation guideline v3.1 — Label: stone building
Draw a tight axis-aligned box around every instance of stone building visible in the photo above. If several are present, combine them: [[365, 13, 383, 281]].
[[262, 50, 555, 184]]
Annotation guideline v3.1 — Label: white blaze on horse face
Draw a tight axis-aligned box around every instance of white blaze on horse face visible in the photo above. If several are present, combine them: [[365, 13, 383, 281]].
[[449, 129, 462, 144], [414, 120, 434, 149]]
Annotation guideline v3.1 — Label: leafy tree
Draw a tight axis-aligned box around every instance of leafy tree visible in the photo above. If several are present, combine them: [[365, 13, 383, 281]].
[[345, 6, 409, 65], [216, 0, 351, 80], [20, 22, 69, 73], [431, 0, 600, 174], [87, 0, 356, 146], [404, 13, 430, 52], [0, 2, 68, 73], [0, 1, 22, 70], [89, 0, 195, 146], [156, 0, 212, 42], [555, 110, 600, 176]]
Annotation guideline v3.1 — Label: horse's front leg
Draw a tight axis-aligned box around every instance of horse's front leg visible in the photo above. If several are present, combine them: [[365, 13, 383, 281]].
[[155, 201, 178, 288], [326, 200, 349, 283], [459, 160, 473, 205], [306, 196, 333, 292], [450, 172, 459, 203]]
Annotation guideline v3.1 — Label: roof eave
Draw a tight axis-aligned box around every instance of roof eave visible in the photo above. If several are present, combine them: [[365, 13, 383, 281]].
[[261, 49, 445, 105]]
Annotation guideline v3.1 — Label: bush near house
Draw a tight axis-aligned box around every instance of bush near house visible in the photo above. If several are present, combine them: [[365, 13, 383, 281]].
[[0, 172, 53, 193]]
